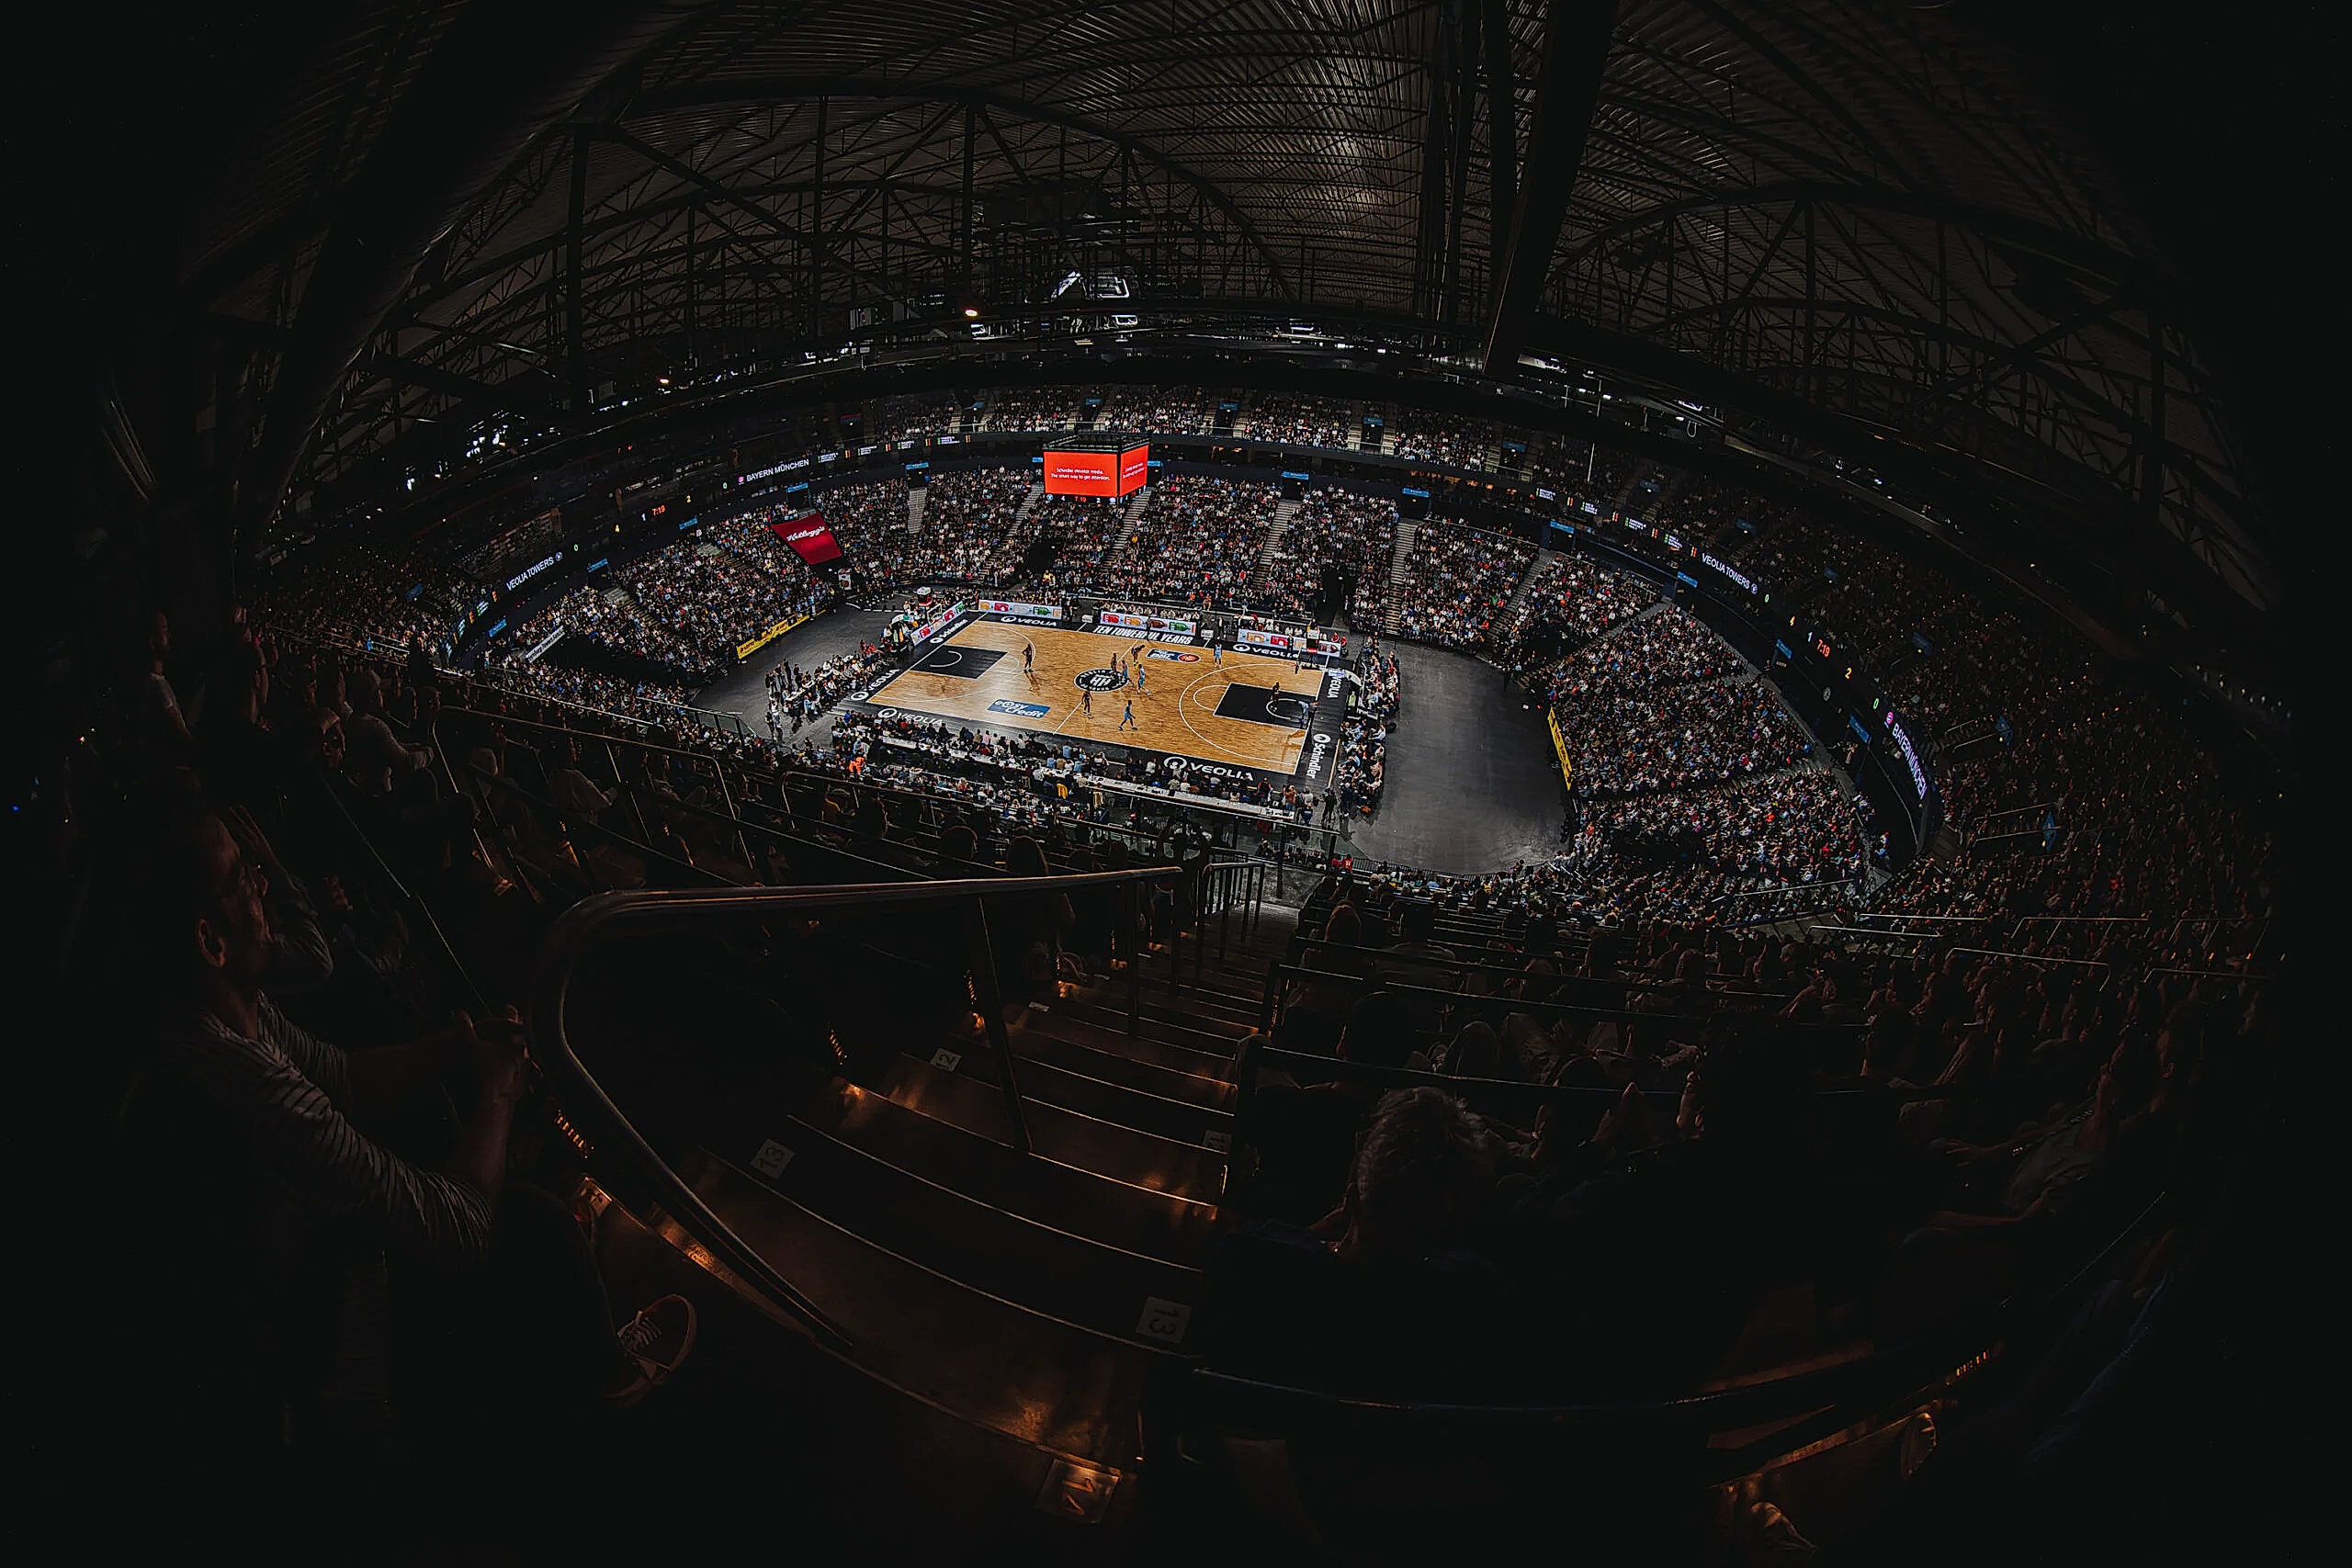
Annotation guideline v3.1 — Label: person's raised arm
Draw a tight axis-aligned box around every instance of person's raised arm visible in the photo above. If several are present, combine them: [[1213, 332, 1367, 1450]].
[[345, 1017, 477, 1118]]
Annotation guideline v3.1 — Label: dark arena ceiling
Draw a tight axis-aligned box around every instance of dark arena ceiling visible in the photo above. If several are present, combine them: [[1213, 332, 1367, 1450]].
[[131, 2, 2280, 649]]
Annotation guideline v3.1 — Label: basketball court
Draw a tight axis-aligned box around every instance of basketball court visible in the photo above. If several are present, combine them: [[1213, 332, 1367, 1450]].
[[852, 615, 1345, 785]]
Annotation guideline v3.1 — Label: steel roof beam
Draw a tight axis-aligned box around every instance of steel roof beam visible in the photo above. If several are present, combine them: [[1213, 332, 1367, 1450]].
[[233, 0, 710, 569], [626, 76, 1294, 299], [1483, 0, 1620, 376]]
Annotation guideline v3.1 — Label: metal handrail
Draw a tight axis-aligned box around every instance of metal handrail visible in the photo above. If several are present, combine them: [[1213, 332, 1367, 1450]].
[[773, 764, 1170, 860], [439, 704, 1026, 888], [1852, 911, 1996, 924], [1181, 1187, 2173, 1466], [1275, 932, 1791, 1002], [306, 770, 492, 1016], [1806, 923, 1932, 942], [464, 762, 729, 891], [1259, 960, 1862, 1033], [1703, 875, 1864, 908], [527, 869, 1178, 1349]]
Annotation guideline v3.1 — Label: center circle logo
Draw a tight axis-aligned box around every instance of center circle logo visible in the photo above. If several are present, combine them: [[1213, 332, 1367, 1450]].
[[1074, 667, 1128, 692]]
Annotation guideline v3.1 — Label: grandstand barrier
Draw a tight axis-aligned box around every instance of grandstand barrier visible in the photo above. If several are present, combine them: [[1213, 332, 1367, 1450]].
[[528, 868, 1190, 1347], [1198, 1033, 2176, 1551], [735, 611, 811, 660], [1546, 705, 1573, 787], [1255, 960, 1870, 1044]]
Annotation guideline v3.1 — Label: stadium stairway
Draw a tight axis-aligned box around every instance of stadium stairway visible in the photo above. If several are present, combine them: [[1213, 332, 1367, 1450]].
[[1258, 497, 1299, 576], [561, 871, 1303, 1551], [1497, 547, 1556, 628], [1109, 486, 1152, 564], [1383, 518, 1417, 632], [907, 486, 927, 536]]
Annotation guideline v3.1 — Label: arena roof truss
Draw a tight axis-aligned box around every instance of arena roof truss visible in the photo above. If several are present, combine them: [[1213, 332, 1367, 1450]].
[[179, 0, 2276, 626]]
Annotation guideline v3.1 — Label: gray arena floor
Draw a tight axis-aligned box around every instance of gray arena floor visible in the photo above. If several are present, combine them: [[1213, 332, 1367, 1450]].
[[695, 608, 894, 739], [1340, 640, 1565, 875]]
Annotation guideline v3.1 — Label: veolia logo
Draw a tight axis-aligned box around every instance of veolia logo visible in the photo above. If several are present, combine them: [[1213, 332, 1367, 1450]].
[[1163, 757, 1252, 780]]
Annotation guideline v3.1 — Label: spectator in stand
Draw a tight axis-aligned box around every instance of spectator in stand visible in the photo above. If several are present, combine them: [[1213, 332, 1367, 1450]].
[[1239, 394, 1353, 449], [1097, 385, 1216, 434], [1261, 488, 1395, 624], [1390, 518, 1534, 649], [1501, 553, 1657, 652], [904, 467, 1038, 583], [117, 788, 699, 1452], [1097, 475, 1280, 607]]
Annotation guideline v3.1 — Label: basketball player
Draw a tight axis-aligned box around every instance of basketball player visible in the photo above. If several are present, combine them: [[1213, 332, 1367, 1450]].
[[1119, 697, 1136, 731], [1082, 685, 1092, 716], [1023, 638, 1035, 679], [1136, 660, 1149, 694], [1211, 638, 1222, 667]]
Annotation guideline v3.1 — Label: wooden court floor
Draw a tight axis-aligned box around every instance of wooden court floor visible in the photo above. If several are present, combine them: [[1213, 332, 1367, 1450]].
[[868, 619, 1327, 773]]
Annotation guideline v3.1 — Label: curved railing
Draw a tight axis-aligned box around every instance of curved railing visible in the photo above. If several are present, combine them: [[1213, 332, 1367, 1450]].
[[526, 868, 1182, 1353]]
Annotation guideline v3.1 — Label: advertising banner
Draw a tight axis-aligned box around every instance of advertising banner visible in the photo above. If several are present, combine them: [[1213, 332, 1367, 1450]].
[[1043, 449, 1121, 496], [1097, 609, 1197, 637], [1236, 627, 1347, 658], [1883, 709, 1929, 800], [1044, 443, 1150, 497], [769, 513, 844, 565], [911, 602, 965, 645], [1548, 707, 1574, 785], [977, 598, 1062, 621], [1700, 551, 1758, 595], [735, 612, 809, 661]]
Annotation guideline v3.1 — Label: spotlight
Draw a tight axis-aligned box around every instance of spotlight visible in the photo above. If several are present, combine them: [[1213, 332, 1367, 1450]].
[[964, 306, 980, 319]]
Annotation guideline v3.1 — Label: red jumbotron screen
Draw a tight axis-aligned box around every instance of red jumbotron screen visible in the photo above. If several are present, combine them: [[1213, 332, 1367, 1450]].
[[769, 513, 845, 565], [1043, 443, 1149, 498]]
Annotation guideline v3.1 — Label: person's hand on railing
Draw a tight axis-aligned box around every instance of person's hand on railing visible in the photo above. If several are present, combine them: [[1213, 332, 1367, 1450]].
[[459, 1005, 532, 1100]]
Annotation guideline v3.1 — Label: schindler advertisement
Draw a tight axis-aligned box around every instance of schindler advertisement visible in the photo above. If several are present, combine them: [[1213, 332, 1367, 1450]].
[[1044, 442, 1150, 498]]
